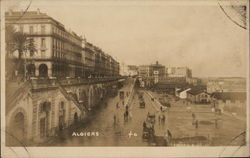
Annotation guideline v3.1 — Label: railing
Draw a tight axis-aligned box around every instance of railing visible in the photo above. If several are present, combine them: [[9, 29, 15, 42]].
[[30, 78, 57, 89], [29, 77, 119, 89], [58, 77, 124, 87]]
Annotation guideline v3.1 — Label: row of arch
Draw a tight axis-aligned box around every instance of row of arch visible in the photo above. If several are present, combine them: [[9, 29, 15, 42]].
[[7, 85, 108, 144], [8, 100, 80, 144], [26, 63, 86, 78], [27, 64, 48, 77], [76, 86, 106, 109]]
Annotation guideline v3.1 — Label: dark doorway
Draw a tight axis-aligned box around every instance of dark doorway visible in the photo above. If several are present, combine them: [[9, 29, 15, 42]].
[[39, 64, 48, 77], [27, 64, 35, 77]]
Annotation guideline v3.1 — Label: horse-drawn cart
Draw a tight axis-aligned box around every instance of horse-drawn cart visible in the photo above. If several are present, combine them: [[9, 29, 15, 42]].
[[142, 113, 169, 146]]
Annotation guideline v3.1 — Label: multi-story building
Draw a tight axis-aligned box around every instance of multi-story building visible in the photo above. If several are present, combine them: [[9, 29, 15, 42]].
[[166, 67, 192, 78], [127, 65, 138, 76], [206, 77, 246, 93], [6, 10, 83, 78], [113, 60, 120, 76], [5, 10, 120, 79], [138, 65, 151, 77], [82, 40, 95, 77], [151, 61, 165, 77], [138, 61, 165, 78], [94, 46, 104, 77], [120, 62, 129, 76]]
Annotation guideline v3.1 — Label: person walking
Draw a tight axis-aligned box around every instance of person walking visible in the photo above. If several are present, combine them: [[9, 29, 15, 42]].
[[195, 120, 199, 129], [114, 114, 117, 125], [192, 113, 196, 125], [143, 121, 146, 129]]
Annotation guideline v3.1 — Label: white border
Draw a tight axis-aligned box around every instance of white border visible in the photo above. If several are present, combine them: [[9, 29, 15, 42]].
[[1, 0, 249, 157]]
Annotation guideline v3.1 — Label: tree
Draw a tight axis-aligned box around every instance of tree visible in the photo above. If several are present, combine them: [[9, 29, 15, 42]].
[[6, 24, 37, 59], [5, 24, 37, 80]]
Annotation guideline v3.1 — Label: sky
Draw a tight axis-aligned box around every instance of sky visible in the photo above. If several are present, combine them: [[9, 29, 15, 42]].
[[5, 0, 248, 77]]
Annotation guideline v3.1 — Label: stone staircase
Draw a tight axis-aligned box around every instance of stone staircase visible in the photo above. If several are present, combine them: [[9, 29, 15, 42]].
[[56, 80, 87, 112], [6, 81, 31, 114]]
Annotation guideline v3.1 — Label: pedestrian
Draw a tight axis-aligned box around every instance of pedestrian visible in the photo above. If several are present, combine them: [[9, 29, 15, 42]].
[[165, 129, 172, 144], [195, 120, 199, 129], [125, 105, 129, 111], [192, 113, 196, 120], [143, 121, 146, 129], [162, 115, 166, 126], [15, 70, 18, 77], [215, 119, 218, 129], [114, 115, 117, 125], [158, 115, 161, 125]]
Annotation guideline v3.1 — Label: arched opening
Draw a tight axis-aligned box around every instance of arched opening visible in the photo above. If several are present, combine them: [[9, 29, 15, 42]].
[[12, 112, 25, 140], [59, 101, 66, 130], [52, 64, 57, 77], [83, 90, 88, 107], [27, 64, 35, 77], [88, 88, 93, 110], [39, 64, 48, 77], [74, 112, 78, 123], [39, 101, 51, 137]]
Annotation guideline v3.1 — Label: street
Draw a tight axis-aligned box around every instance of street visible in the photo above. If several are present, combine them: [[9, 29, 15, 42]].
[[44, 78, 165, 146], [43, 78, 246, 146]]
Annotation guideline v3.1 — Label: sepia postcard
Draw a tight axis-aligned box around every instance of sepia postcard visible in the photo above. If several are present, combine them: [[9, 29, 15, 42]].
[[1, 0, 249, 157]]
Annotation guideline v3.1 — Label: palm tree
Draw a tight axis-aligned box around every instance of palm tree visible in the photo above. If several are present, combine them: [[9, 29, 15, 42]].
[[5, 24, 37, 80]]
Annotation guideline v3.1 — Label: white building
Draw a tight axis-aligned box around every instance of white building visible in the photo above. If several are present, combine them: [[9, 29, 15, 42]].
[[177, 88, 191, 99]]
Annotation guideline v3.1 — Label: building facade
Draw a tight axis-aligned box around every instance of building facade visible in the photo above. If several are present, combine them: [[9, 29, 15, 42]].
[[187, 89, 210, 104], [166, 67, 192, 78], [5, 10, 120, 79], [6, 10, 83, 78], [206, 77, 246, 93], [210, 92, 246, 115], [82, 40, 95, 77], [138, 61, 165, 78], [127, 65, 138, 76]]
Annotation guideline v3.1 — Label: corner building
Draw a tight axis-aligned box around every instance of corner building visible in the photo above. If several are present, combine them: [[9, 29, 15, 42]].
[[6, 10, 83, 78]]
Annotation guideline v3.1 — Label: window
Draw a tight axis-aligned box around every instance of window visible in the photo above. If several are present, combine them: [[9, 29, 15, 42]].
[[41, 38, 46, 49], [29, 26, 34, 34], [41, 50, 45, 58], [54, 39, 57, 49], [41, 25, 46, 34]]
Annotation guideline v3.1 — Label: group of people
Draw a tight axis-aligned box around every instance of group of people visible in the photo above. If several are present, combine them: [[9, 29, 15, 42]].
[[113, 92, 133, 125]]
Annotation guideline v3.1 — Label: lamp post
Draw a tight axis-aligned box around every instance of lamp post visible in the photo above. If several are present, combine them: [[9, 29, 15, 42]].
[[24, 50, 27, 81]]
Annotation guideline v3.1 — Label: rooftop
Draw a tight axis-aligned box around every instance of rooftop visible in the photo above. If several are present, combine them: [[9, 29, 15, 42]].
[[211, 92, 246, 101], [187, 86, 207, 95]]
